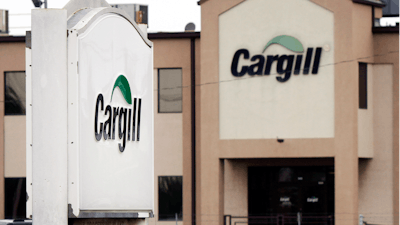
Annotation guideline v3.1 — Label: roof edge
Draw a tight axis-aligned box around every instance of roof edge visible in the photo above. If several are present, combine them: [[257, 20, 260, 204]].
[[197, 0, 209, 5], [148, 32, 200, 39], [372, 26, 399, 33], [353, 0, 386, 8], [0, 32, 202, 43], [0, 36, 25, 42]]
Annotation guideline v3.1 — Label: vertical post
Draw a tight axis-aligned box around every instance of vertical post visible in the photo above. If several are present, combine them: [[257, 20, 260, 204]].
[[31, 9, 67, 225], [175, 213, 178, 225], [25, 31, 32, 219]]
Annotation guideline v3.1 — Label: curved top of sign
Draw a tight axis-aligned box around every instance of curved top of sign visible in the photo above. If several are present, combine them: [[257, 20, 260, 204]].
[[64, 0, 111, 19], [67, 7, 152, 48]]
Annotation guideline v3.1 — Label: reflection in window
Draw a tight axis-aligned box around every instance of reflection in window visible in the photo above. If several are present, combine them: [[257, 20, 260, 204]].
[[5, 71, 26, 115], [158, 176, 182, 221], [5, 178, 26, 219], [278, 167, 293, 182], [158, 68, 182, 113]]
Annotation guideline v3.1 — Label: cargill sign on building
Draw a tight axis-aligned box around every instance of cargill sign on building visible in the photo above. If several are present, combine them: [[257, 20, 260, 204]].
[[27, 0, 154, 224]]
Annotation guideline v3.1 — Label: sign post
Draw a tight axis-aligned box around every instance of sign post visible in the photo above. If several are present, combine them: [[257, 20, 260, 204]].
[[30, 8, 68, 225], [28, 1, 154, 224]]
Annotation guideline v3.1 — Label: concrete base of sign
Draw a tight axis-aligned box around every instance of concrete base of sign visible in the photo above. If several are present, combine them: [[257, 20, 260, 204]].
[[69, 218, 147, 225]]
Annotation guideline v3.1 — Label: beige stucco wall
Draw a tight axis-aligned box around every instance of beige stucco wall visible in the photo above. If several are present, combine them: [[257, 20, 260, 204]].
[[359, 64, 394, 225], [153, 67, 183, 176], [153, 68, 183, 224], [4, 116, 26, 177], [0, 41, 26, 219], [374, 33, 400, 224], [151, 37, 195, 225], [358, 64, 374, 158], [223, 160, 247, 217]]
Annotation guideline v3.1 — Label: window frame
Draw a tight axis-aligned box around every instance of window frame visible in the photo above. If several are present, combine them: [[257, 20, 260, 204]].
[[157, 68, 183, 114], [158, 175, 183, 221], [4, 71, 26, 116], [358, 62, 368, 109]]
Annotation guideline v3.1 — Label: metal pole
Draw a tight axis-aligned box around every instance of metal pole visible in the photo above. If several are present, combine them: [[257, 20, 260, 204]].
[[44, 0, 47, 8], [175, 213, 178, 225], [191, 37, 196, 225]]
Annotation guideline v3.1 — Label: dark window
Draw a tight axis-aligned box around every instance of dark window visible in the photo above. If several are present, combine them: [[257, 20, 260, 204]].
[[158, 68, 182, 113], [5, 178, 26, 219], [5, 71, 26, 115], [158, 176, 182, 221], [359, 63, 367, 109]]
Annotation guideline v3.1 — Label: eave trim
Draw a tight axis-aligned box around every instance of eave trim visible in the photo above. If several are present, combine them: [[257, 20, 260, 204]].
[[353, 0, 386, 8], [148, 32, 200, 39], [0, 36, 25, 42], [197, 0, 209, 5]]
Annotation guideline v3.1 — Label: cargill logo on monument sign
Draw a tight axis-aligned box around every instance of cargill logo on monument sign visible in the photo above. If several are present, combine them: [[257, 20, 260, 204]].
[[94, 75, 142, 152]]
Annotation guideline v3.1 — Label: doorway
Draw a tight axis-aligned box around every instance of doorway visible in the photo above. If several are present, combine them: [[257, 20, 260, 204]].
[[248, 166, 334, 224]]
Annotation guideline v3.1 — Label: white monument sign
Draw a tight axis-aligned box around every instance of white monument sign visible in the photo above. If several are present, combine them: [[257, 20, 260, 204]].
[[68, 7, 154, 216], [28, 1, 154, 223]]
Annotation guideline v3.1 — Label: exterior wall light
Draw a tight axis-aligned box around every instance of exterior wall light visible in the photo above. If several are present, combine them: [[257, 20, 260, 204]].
[[31, 0, 47, 8]]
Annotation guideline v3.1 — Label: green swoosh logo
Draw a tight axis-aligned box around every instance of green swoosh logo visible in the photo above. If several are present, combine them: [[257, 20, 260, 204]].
[[262, 35, 304, 53], [111, 75, 132, 105]]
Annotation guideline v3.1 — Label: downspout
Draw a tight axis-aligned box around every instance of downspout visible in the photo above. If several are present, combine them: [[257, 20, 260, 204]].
[[191, 37, 196, 225]]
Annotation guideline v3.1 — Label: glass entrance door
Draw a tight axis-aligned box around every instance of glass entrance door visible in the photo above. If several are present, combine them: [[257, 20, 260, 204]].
[[248, 166, 334, 224]]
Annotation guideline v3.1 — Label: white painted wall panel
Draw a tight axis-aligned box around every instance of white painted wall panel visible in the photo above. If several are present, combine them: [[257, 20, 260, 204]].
[[31, 9, 68, 225], [25, 46, 32, 219], [358, 64, 374, 158]]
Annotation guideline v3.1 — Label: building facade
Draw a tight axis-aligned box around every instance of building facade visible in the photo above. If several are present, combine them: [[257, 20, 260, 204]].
[[192, 0, 399, 225], [0, 0, 398, 225]]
